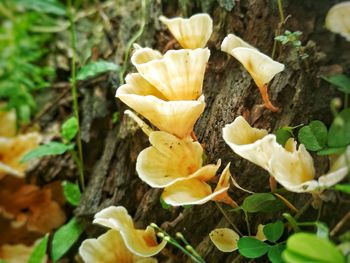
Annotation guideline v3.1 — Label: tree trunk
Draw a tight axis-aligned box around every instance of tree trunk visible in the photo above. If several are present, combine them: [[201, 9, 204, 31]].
[[37, 0, 350, 262]]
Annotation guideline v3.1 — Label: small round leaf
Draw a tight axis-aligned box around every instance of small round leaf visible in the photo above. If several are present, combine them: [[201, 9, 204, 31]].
[[298, 120, 327, 151], [237, 237, 270, 258], [263, 221, 284, 242]]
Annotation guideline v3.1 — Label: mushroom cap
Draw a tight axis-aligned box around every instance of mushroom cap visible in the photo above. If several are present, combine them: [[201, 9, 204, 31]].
[[79, 230, 157, 263], [221, 33, 256, 53], [159, 13, 213, 49], [93, 206, 167, 257], [131, 47, 210, 100], [325, 1, 350, 41], [209, 228, 240, 252], [222, 116, 276, 171], [228, 47, 285, 88], [136, 131, 221, 188], [0, 133, 41, 179], [116, 74, 205, 138]]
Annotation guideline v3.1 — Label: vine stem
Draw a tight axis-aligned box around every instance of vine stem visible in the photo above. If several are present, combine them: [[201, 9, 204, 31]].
[[67, 0, 85, 190], [272, 0, 285, 59], [215, 202, 243, 236], [274, 193, 298, 213]]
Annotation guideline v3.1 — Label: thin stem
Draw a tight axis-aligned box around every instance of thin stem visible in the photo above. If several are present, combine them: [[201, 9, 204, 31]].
[[294, 197, 312, 220], [272, 0, 285, 59], [71, 150, 84, 186], [119, 0, 147, 84], [67, 0, 85, 190], [161, 235, 203, 263], [243, 210, 251, 236], [277, 0, 285, 22], [274, 193, 298, 213], [330, 211, 350, 237], [176, 233, 204, 262], [151, 224, 205, 263], [215, 202, 243, 236]]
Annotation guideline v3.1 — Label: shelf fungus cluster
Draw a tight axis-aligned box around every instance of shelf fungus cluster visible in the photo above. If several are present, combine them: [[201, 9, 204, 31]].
[[0, 106, 41, 180], [221, 34, 285, 112], [223, 116, 350, 193], [79, 206, 165, 263], [116, 14, 236, 207]]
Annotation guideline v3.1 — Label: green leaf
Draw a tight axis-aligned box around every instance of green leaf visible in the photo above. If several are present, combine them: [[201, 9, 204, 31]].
[[282, 233, 345, 263], [17, 0, 66, 15], [237, 237, 270, 258], [322, 74, 350, 94], [328, 108, 350, 147], [51, 217, 85, 262], [112, 112, 120, 124], [263, 221, 284, 242], [28, 234, 48, 263], [298, 120, 327, 151], [242, 193, 285, 213], [268, 244, 285, 263], [21, 142, 75, 163], [317, 146, 346, 156], [76, 61, 119, 81], [160, 198, 171, 210], [62, 181, 81, 206], [335, 184, 350, 195], [61, 117, 78, 142], [275, 128, 293, 146]]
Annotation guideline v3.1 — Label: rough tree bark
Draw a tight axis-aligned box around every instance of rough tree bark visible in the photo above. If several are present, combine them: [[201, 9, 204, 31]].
[[32, 0, 350, 262]]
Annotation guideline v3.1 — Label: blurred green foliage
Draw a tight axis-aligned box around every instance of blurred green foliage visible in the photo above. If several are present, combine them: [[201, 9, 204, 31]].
[[0, 0, 63, 122]]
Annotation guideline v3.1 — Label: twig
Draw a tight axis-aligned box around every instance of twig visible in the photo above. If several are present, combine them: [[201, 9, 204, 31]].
[[67, 0, 85, 190], [274, 193, 299, 213], [215, 202, 243, 236], [330, 211, 350, 237]]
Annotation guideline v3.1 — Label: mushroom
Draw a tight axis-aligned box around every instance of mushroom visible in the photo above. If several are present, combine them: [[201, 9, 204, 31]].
[[136, 131, 220, 188], [79, 230, 157, 263], [116, 74, 205, 138], [161, 163, 237, 207], [93, 206, 167, 257], [159, 13, 213, 49], [221, 34, 284, 112], [325, 1, 350, 41], [131, 46, 210, 101]]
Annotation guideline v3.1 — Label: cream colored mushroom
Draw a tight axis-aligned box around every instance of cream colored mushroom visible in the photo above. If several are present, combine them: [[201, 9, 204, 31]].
[[93, 206, 167, 257], [159, 13, 213, 49], [131, 47, 210, 100], [0, 133, 41, 179], [209, 225, 266, 252], [223, 116, 350, 193], [136, 131, 220, 188], [269, 143, 350, 193], [221, 34, 256, 53], [325, 1, 350, 41], [209, 228, 239, 252], [222, 116, 279, 171], [116, 73, 205, 138], [221, 34, 284, 112], [161, 163, 236, 206], [79, 230, 157, 263]]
